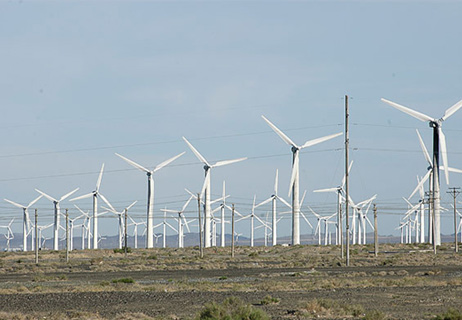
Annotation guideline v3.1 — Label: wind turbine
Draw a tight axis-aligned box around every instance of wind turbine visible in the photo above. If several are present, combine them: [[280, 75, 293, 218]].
[[261, 115, 342, 245], [381, 97, 462, 245], [0, 219, 14, 251], [115, 151, 185, 248], [102, 200, 138, 249], [37, 223, 53, 250], [74, 205, 91, 250], [68, 213, 86, 251], [128, 217, 146, 249], [255, 169, 292, 246], [182, 136, 246, 248], [70, 164, 110, 249], [160, 196, 193, 248], [35, 188, 79, 250], [4, 195, 42, 252], [314, 161, 353, 246]]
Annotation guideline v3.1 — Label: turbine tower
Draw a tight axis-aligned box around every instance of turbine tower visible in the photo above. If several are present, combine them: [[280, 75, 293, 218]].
[[261, 115, 342, 245], [116, 151, 185, 248], [35, 188, 79, 250], [382, 98, 462, 245], [70, 164, 110, 249], [4, 195, 42, 251], [182, 136, 246, 248]]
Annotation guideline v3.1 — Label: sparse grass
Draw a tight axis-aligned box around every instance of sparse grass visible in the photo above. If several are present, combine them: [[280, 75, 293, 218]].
[[301, 298, 365, 318], [195, 296, 269, 320]]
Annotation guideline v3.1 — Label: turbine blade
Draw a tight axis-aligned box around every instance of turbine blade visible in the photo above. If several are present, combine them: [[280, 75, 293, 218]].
[[447, 167, 462, 174], [341, 161, 352, 189], [126, 201, 137, 211], [381, 98, 434, 122], [277, 196, 292, 209], [261, 115, 297, 147], [300, 132, 343, 149], [288, 154, 299, 197], [442, 99, 462, 121], [153, 152, 185, 173], [408, 169, 431, 200], [274, 169, 279, 195], [160, 209, 178, 213], [115, 153, 150, 173], [27, 195, 43, 208], [255, 197, 273, 208], [439, 127, 450, 185], [300, 211, 313, 228], [300, 190, 307, 207], [35, 189, 58, 203], [416, 129, 432, 167], [96, 163, 105, 192], [212, 157, 247, 168], [99, 193, 115, 212], [70, 193, 93, 202], [200, 170, 209, 199], [59, 188, 79, 202], [183, 215, 191, 233], [182, 137, 210, 167], [308, 206, 320, 218], [4, 199, 25, 209], [313, 187, 338, 193], [181, 195, 193, 213]]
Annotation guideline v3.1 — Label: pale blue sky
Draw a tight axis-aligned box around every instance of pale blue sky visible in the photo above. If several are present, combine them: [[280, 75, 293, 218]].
[[1, 1, 461, 242]]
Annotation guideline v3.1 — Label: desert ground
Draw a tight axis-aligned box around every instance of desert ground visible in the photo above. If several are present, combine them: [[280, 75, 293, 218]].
[[0, 243, 462, 319]]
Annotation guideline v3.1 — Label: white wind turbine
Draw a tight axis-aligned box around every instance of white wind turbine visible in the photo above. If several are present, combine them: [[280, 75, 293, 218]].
[[308, 207, 336, 245], [255, 169, 292, 246], [182, 136, 246, 248], [68, 213, 86, 251], [160, 195, 193, 248], [70, 164, 110, 249], [4, 195, 42, 252], [354, 195, 377, 245], [0, 219, 14, 251], [314, 161, 353, 245], [382, 98, 462, 245], [37, 223, 53, 250], [116, 152, 185, 248], [35, 188, 79, 250], [74, 205, 91, 250], [237, 195, 267, 247], [128, 217, 146, 249], [102, 200, 138, 249], [262, 115, 342, 245]]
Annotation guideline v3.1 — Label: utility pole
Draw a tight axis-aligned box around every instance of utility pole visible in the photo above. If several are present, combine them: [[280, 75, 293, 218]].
[[345, 94, 350, 266], [198, 193, 203, 259], [447, 187, 461, 253], [124, 208, 128, 257], [231, 204, 235, 258], [374, 204, 378, 257], [35, 209, 39, 265], [65, 209, 69, 263]]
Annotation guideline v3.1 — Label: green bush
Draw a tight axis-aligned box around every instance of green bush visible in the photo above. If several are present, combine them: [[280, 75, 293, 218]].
[[195, 296, 269, 320], [113, 248, 132, 254], [364, 310, 387, 320], [260, 295, 280, 305], [112, 278, 134, 284], [434, 308, 462, 320]]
